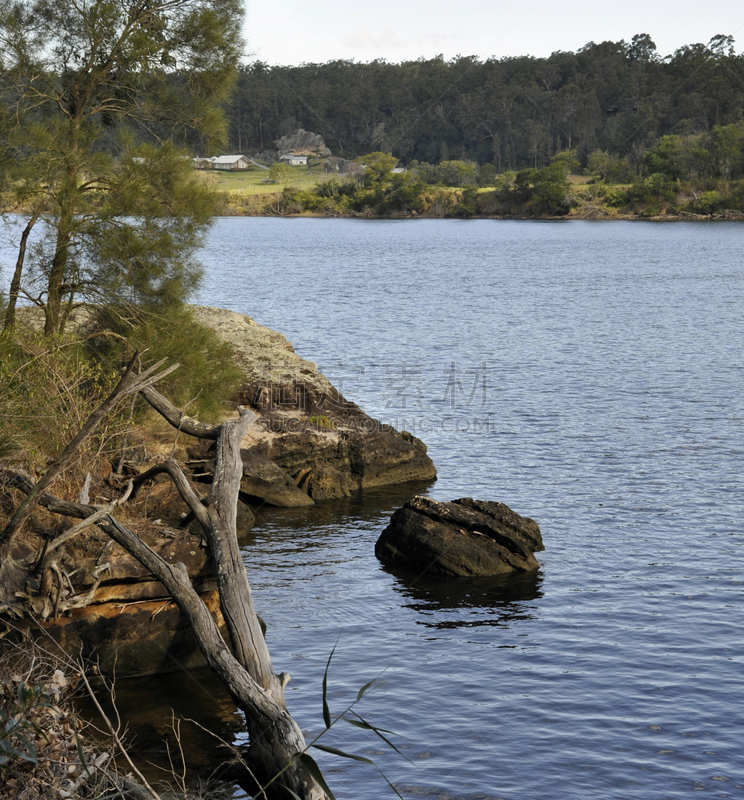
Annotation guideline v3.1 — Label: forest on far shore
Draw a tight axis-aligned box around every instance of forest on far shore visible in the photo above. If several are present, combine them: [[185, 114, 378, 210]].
[[226, 33, 744, 175]]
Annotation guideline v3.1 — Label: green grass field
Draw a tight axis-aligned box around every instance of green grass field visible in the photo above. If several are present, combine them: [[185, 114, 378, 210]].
[[203, 164, 329, 195]]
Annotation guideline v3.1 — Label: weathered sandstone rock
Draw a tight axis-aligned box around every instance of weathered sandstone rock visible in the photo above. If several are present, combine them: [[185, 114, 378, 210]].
[[191, 306, 437, 502], [187, 447, 315, 508], [375, 496, 543, 577], [16, 305, 437, 505], [5, 520, 228, 676], [273, 128, 331, 157], [40, 591, 227, 677]]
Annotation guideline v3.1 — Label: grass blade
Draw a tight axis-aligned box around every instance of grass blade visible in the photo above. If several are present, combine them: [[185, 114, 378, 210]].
[[322, 639, 339, 729], [345, 713, 414, 764], [377, 765, 406, 800], [299, 752, 337, 800], [356, 678, 376, 701], [75, 732, 92, 778], [344, 716, 397, 735], [312, 742, 375, 765]]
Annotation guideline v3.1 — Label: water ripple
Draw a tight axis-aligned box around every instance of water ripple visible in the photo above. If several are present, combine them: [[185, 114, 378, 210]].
[[137, 219, 744, 799]]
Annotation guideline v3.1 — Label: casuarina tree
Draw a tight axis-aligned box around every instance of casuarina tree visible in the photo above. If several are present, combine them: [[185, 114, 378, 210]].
[[0, 0, 242, 334]]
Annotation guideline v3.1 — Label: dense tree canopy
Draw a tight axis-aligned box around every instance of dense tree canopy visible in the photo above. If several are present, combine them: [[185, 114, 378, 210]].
[[226, 34, 744, 172]]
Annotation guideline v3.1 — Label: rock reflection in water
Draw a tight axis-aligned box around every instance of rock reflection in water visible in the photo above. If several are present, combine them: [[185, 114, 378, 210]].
[[247, 480, 438, 535], [386, 567, 543, 629]]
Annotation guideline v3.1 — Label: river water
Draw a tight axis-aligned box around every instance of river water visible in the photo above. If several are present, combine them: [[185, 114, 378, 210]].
[[183, 218, 743, 799], [7, 218, 741, 798]]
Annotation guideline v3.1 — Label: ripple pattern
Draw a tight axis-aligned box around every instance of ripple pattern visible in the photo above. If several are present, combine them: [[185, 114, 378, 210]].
[[192, 219, 744, 800]]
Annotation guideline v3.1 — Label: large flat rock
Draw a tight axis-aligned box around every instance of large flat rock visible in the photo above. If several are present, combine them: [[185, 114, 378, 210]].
[[39, 591, 228, 677], [192, 306, 437, 501]]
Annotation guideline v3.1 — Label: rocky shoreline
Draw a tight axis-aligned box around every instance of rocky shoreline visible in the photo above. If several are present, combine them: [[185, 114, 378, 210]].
[[190, 306, 437, 504], [3, 306, 436, 676]]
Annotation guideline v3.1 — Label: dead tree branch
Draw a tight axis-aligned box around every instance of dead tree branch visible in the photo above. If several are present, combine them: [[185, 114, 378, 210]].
[[4, 471, 323, 799], [140, 385, 220, 439], [130, 458, 211, 532], [135, 393, 275, 698], [0, 353, 179, 551], [0, 362, 327, 798]]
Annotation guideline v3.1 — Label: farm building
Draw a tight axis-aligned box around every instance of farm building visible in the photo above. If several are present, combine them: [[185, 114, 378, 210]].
[[210, 155, 252, 170], [279, 154, 308, 166], [194, 155, 252, 171]]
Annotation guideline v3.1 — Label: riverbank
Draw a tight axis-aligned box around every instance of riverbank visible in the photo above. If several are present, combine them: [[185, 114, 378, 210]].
[[0, 305, 436, 677], [216, 168, 744, 220]]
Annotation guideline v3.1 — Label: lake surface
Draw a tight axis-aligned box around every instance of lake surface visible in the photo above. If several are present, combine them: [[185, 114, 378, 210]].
[[184, 218, 743, 799]]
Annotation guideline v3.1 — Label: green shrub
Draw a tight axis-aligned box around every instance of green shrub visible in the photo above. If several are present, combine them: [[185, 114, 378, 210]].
[[268, 162, 294, 184], [587, 150, 633, 183], [0, 679, 55, 775], [723, 181, 744, 211], [477, 163, 498, 187], [0, 327, 123, 473], [638, 202, 664, 217], [293, 189, 324, 212], [85, 304, 243, 419], [435, 160, 478, 187], [381, 174, 430, 214], [449, 186, 479, 217], [601, 186, 629, 207], [309, 415, 336, 430], [628, 173, 676, 208]]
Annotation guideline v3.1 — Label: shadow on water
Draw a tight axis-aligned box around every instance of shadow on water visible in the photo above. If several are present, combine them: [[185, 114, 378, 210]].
[[244, 479, 437, 537], [76, 665, 245, 787], [385, 566, 544, 629], [75, 483, 439, 788]]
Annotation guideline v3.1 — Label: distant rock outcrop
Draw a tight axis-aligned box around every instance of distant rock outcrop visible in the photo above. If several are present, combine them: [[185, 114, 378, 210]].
[[274, 129, 331, 157], [323, 156, 364, 175], [375, 496, 543, 577]]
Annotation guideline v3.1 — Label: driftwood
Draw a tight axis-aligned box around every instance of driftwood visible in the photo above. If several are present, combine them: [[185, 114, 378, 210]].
[[1, 370, 325, 798]]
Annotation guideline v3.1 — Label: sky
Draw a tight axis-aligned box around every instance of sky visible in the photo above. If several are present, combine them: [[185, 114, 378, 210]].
[[243, 0, 744, 66]]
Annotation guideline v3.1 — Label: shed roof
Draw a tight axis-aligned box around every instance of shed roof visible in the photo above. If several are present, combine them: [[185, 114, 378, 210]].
[[210, 155, 248, 165]]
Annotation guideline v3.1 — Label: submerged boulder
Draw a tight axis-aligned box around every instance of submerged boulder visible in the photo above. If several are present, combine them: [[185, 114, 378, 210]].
[[375, 496, 543, 577]]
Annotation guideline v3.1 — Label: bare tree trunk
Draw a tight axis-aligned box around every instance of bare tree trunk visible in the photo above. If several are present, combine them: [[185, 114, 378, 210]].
[[1, 376, 326, 798], [96, 516, 323, 798], [139, 387, 286, 699], [4, 213, 39, 332]]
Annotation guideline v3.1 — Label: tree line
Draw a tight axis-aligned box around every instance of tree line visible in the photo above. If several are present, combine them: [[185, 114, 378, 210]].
[[226, 33, 744, 173]]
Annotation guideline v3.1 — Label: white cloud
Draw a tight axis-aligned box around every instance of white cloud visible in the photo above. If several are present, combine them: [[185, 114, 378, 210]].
[[343, 25, 407, 51]]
